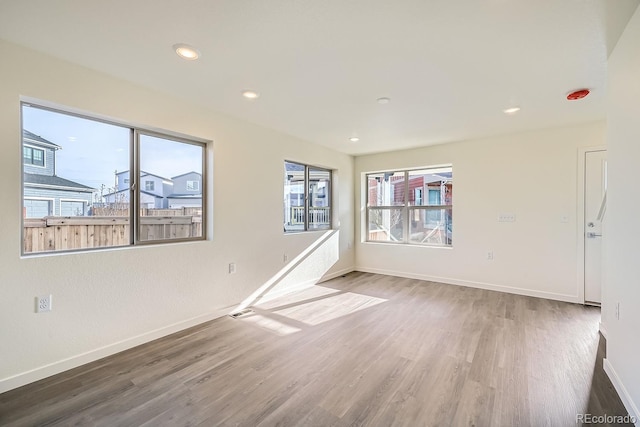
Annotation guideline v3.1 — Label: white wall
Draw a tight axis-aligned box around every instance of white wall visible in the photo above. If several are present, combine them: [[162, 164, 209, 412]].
[[355, 122, 605, 302], [0, 39, 354, 393], [603, 5, 640, 421]]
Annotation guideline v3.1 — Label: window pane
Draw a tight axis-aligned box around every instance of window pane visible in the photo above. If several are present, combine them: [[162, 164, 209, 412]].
[[32, 148, 44, 166], [139, 134, 204, 242], [365, 166, 453, 245], [367, 172, 405, 207], [23, 147, 32, 163], [409, 207, 452, 246], [408, 168, 453, 206], [284, 161, 305, 232], [308, 167, 330, 230], [22, 105, 130, 254], [368, 208, 404, 242]]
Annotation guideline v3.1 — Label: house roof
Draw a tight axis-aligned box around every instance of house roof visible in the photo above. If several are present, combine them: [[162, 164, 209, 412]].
[[171, 171, 201, 179], [23, 130, 61, 150], [116, 170, 172, 181], [421, 173, 452, 184], [23, 173, 94, 192]]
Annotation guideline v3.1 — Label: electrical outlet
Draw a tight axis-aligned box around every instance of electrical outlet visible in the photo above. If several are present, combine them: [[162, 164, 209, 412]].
[[616, 302, 620, 320], [487, 251, 494, 260], [498, 213, 516, 222], [228, 263, 236, 274], [36, 294, 52, 313], [283, 254, 288, 263]]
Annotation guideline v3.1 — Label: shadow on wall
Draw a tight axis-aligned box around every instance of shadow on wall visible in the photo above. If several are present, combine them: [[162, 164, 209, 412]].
[[231, 230, 340, 314]]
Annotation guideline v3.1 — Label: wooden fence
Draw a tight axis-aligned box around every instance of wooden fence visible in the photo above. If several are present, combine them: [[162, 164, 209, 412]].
[[24, 215, 202, 254]]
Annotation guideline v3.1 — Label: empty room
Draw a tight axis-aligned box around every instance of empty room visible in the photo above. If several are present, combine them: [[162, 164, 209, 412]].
[[1, 1, 639, 426]]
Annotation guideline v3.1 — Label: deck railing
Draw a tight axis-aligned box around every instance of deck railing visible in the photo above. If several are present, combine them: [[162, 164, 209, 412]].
[[289, 206, 330, 225]]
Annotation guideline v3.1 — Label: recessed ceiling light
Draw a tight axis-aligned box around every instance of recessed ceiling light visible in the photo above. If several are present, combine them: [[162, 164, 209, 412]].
[[377, 97, 391, 104], [242, 90, 260, 99], [173, 43, 200, 60], [349, 137, 360, 143], [503, 106, 521, 115]]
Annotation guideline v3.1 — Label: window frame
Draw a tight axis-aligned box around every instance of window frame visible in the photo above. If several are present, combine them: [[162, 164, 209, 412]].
[[21, 101, 209, 256], [284, 161, 332, 233], [365, 166, 452, 246], [134, 129, 207, 246]]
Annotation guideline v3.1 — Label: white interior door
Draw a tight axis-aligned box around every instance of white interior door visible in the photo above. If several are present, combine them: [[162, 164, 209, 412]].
[[584, 150, 607, 304]]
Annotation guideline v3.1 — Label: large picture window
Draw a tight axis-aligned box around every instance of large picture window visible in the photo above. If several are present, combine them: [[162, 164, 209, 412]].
[[284, 161, 331, 232], [21, 103, 207, 255], [366, 166, 452, 246]]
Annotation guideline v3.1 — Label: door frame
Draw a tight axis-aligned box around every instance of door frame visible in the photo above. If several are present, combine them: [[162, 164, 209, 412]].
[[576, 145, 606, 305]]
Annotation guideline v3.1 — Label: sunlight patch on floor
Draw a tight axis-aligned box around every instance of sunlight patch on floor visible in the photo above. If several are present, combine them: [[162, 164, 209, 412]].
[[257, 285, 342, 310], [240, 314, 302, 336], [272, 288, 388, 326]]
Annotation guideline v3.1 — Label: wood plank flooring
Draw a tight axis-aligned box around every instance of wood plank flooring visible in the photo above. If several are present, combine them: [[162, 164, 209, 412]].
[[0, 272, 632, 426]]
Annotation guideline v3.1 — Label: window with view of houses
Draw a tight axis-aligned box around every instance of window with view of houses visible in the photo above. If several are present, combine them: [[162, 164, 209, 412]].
[[21, 103, 207, 255], [284, 161, 331, 232], [366, 166, 452, 246]]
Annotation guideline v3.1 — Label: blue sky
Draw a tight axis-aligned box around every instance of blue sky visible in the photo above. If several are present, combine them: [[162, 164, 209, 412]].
[[23, 106, 202, 193]]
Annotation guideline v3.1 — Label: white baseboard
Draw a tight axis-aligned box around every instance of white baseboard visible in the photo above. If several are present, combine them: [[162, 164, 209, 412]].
[[355, 267, 580, 303], [321, 267, 355, 282], [0, 306, 234, 394], [599, 322, 608, 339], [603, 358, 640, 426], [0, 268, 356, 394]]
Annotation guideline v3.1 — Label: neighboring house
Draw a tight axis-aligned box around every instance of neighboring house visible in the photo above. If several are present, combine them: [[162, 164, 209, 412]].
[[23, 130, 94, 218], [391, 173, 453, 207], [104, 170, 201, 209], [104, 170, 173, 209], [167, 172, 202, 208]]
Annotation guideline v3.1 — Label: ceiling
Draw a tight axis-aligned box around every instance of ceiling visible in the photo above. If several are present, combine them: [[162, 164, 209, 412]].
[[0, 0, 638, 155]]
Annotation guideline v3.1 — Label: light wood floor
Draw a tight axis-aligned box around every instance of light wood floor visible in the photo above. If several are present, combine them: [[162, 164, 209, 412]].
[[0, 272, 632, 426]]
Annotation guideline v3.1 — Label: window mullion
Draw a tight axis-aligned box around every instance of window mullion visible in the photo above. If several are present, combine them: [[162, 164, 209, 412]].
[[131, 129, 139, 245], [304, 165, 309, 231], [404, 171, 409, 243]]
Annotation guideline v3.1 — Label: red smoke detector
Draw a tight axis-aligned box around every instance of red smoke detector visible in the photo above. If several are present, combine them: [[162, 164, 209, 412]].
[[567, 89, 590, 100]]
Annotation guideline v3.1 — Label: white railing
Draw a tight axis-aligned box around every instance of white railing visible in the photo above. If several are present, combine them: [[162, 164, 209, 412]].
[[290, 206, 330, 225]]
